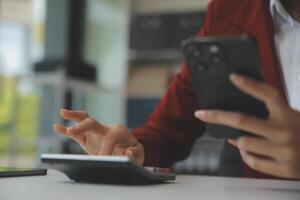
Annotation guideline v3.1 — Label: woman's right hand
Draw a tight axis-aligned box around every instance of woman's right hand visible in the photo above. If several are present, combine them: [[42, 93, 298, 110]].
[[53, 109, 145, 165]]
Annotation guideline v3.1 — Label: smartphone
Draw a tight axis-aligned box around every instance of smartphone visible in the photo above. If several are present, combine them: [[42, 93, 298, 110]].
[[0, 167, 47, 178], [182, 36, 269, 139]]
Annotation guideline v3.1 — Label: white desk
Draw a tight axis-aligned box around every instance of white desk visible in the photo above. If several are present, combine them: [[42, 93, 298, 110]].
[[0, 170, 300, 200]]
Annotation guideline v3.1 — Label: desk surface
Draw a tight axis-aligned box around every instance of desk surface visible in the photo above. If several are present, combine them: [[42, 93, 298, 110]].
[[0, 170, 300, 200]]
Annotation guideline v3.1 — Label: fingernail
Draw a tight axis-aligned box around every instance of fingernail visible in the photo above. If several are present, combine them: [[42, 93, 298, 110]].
[[228, 139, 235, 145], [230, 73, 237, 81], [230, 73, 244, 83], [195, 110, 207, 118], [229, 140, 240, 150]]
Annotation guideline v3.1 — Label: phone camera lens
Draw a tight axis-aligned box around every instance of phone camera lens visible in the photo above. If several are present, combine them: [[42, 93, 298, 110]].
[[187, 44, 197, 53], [208, 54, 225, 72], [187, 44, 203, 59], [193, 50, 200, 57], [209, 45, 220, 53], [211, 56, 222, 65], [196, 63, 206, 71]]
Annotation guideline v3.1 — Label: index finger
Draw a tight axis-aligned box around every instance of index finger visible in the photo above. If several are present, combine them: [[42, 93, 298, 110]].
[[53, 124, 68, 136], [195, 110, 278, 140], [60, 109, 89, 122], [68, 118, 108, 136]]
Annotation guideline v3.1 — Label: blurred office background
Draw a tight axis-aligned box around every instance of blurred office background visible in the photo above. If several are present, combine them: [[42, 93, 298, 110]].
[[0, 0, 226, 176]]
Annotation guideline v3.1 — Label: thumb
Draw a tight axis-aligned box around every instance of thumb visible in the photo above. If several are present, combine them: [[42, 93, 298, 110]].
[[124, 144, 144, 165]]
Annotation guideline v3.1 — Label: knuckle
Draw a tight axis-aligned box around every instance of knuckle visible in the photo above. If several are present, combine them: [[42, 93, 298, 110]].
[[283, 165, 298, 178], [108, 124, 128, 140], [283, 146, 298, 162], [281, 130, 296, 144], [113, 124, 128, 133], [82, 111, 89, 118], [104, 132, 117, 143], [235, 114, 247, 126], [86, 118, 97, 128], [270, 89, 283, 104]]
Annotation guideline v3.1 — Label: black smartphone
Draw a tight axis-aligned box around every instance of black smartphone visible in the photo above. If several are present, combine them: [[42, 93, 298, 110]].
[[0, 167, 47, 178], [182, 36, 269, 139]]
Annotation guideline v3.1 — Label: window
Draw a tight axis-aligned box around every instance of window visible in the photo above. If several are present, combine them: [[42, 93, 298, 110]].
[[0, 0, 42, 167]]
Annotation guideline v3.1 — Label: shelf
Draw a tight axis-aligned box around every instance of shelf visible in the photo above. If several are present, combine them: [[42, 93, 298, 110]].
[[32, 71, 118, 93], [129, 49, 183, 62], [132, 0, 209, 14], [127, 92, 164, 99]]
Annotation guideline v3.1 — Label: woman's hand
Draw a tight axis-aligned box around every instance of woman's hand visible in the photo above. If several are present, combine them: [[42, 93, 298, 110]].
[[53, 110, 144, 165], [195, 74, 300, 179]]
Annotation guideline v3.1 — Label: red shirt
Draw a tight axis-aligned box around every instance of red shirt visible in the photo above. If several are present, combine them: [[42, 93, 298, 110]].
[[132, 0, 285, 179]]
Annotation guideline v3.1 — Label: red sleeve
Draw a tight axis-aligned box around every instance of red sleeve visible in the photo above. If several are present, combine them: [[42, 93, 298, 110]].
[[132, 2, 216, 167]]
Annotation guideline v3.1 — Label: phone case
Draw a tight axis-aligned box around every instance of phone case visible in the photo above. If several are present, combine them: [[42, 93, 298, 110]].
[[182, 36, 269, 139]]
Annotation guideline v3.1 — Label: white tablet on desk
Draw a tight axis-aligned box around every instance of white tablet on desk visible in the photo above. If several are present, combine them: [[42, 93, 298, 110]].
[[41, 154, 176, 184]]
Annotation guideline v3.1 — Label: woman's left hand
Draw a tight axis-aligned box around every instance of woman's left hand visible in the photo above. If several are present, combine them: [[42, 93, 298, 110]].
[[195, 74, 300, 179]]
